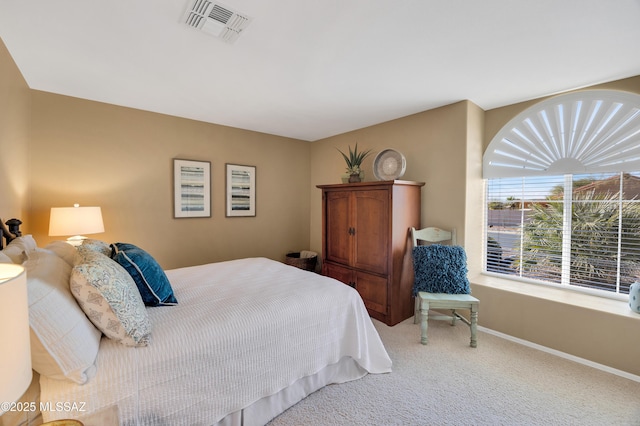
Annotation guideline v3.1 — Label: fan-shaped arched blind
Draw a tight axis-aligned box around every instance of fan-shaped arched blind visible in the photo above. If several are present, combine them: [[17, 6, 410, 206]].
[[484, 90, 640, 178]]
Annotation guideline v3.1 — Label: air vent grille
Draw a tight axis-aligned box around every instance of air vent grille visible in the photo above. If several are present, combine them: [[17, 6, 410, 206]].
[[210, 5, 233, 24], [184, 0, 251, 44]]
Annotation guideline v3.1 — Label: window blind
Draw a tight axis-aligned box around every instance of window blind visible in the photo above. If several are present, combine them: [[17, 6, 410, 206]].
[[485, 172, 640, 296]]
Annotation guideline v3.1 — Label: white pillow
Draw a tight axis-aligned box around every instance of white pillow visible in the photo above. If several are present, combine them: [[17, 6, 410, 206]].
[[25, 250, 102, 384], [2, 235, 37, 263], [0, 251, 13, 263], [44, 240, 77, 266], [9, 234, 37, 252], [71, 249, 151, 347]]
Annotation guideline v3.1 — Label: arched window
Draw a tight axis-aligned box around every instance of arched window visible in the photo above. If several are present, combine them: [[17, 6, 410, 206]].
[[483, 90, 640, 299]]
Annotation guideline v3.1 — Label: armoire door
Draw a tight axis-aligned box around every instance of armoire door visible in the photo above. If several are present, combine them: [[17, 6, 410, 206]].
[[325, 191, 352, 266], [352, 190, 389, 275]]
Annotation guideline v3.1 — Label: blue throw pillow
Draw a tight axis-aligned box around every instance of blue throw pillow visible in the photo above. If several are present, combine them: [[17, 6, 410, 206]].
[[412, 244, 470, 295], [110, 243, 178, 306]]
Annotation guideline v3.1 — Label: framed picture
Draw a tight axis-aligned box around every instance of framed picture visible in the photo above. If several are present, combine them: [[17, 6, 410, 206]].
[[226, 164, 256, 217], [173, 159, 211, 218]]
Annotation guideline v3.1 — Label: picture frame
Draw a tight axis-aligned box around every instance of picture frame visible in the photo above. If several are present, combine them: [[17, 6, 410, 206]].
[[226, 164, 256, 217], [173, 159, 211, 218]]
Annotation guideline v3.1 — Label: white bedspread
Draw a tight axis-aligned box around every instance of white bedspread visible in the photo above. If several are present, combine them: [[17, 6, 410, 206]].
[[39, 257, 392, 425]]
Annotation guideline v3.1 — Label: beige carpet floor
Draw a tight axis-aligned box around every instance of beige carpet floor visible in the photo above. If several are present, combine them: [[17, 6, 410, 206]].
[[268, 317, 640, 425]]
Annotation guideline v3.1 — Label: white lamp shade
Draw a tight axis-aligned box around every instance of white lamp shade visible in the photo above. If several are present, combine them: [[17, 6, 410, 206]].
[[0, 264, 32, 412], [49, 206, 105, 237]]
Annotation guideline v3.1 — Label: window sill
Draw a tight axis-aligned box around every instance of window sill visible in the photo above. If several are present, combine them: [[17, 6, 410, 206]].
[[469, 273, 638, 319]]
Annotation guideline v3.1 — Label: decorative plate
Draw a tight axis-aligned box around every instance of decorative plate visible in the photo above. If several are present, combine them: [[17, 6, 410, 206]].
[[373, 149, 406, 180]]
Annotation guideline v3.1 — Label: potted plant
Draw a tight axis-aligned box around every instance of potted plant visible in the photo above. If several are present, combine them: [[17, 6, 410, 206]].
[[337, 144, 372, 183]]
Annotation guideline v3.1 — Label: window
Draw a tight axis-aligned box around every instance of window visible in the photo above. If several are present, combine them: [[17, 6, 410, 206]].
[[483, 90, 640, 299]]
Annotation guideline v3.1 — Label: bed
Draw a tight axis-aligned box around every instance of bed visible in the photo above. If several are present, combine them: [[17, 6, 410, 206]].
[[0, 220, 392, 426]]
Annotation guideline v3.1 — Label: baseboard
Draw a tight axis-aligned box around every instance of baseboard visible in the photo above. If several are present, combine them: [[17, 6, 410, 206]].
[[478, 326, 640, 383]]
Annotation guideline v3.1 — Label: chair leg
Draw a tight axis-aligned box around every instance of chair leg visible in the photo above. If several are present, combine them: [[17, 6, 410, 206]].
[[414, 297, 420, 324], [420, 301, 429, 345], [450, 309, 457, 326], [470, 308, 478, 348]]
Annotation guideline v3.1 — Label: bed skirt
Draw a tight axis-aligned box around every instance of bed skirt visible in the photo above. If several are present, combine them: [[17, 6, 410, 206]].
[[216, 356, 367, 426]]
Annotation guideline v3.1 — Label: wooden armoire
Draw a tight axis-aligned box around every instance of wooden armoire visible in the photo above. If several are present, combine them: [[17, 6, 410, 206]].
[[317, 180, 424, 325]]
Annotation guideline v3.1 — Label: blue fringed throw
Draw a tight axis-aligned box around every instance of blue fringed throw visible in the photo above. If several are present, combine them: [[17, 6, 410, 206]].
[[412, 244, 470, 295]]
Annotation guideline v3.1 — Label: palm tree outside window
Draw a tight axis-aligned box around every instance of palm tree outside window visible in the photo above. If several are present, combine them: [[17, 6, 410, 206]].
[[483, 90, 640, 300]]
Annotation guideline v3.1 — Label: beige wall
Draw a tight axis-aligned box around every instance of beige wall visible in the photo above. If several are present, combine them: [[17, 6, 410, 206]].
[[0, 38, 30, 223], [309, 101, 473, 257], [27, 92, 311, 269], [463, 102, 485, 274], [0, 35, 312, 270]]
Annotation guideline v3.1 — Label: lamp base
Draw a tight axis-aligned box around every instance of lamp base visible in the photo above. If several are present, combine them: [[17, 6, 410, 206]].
[[66, 236, 88, 247]]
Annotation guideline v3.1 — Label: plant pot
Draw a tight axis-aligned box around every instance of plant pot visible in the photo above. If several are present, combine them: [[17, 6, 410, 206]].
[[341, 171, 365, 183]]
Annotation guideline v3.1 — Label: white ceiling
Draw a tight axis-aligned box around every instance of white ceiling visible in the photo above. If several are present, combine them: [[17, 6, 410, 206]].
[[1, 0, 640, 142]]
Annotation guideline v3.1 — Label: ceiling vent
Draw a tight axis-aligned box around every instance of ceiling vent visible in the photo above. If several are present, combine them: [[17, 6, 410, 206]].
[[184, 0, 252, 44]]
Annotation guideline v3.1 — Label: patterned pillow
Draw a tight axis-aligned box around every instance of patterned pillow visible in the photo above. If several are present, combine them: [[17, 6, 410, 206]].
[[412, 244, 470, 295], [70, 249, 151, 347], [80, 238, 112, 257], [111, 242, 177, 306]]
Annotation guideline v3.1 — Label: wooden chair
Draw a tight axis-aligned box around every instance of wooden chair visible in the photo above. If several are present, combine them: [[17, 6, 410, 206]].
[[410, 227, 479, 347]]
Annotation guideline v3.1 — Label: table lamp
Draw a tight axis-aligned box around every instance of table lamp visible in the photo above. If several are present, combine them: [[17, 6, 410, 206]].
[[49, 204, 105, 246], [0, 263, 31, 415]]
